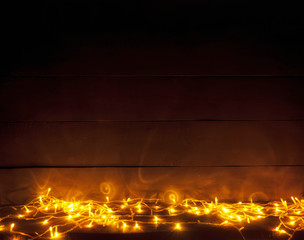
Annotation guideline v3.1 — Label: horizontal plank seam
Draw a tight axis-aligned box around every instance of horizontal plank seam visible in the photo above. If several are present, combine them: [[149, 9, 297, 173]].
[[4, 75, 304, 78], [2, 120, 304, 123], [1, 165, 304, 169]]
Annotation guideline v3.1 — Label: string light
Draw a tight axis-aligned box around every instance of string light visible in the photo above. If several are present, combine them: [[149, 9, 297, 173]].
[[134, 222, 140, 230], [0, 188, 303, 240], [175, 223, 181, 231], [10, 223, 15, 232]]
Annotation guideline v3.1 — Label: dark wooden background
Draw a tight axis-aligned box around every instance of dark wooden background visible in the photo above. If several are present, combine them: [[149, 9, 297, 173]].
[[0, 0, 304, 205]]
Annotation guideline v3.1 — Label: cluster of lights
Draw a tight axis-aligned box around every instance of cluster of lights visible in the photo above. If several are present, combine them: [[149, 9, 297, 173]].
[[0, 188, 304, 239]]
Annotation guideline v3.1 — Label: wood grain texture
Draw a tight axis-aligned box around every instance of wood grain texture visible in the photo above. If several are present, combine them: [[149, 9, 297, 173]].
[[1, 77, 304, 121], [0, 121, 303, 167], [1, 78, 303, 203], [0, 166, 303, 204]]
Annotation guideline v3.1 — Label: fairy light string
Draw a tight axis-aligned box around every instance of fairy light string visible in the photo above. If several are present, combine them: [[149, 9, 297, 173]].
[[0, 188, 304, 239]]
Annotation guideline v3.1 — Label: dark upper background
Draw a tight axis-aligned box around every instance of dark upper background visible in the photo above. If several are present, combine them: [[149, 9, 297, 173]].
[[1, 0, 304, 76]]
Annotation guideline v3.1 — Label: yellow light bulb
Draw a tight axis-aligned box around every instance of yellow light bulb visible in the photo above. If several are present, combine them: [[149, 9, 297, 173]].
[[134, 222, 140, 230], [10, 223, 15, 232], [175, 223, 181, 230]]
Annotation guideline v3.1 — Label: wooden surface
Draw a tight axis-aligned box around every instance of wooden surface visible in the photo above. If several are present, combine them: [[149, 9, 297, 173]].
[[0, 0, 304, 204], [1, 166, 304, 204], [66, 228, 304, 240], [1, 121, 304, 167], [2, 228, 304, 240], [1, 1, 304, 239], [1, 77, 304, 121], [1, 216, 304, 240]]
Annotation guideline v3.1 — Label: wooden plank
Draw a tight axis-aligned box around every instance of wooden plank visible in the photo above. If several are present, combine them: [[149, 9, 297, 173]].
[[2, 226, 304, 240], [0, 121, 303, 167], [1, 77, 304, 121], [0, 166, 303, 204], [67, 229, 304, 240], [10, 33, 304, 76]]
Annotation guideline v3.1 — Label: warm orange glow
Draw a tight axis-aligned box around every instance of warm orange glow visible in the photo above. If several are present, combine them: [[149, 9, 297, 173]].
[[175, 223, 181, 230], [0, 188, 303, 239], [154, 216, 159, 224], [10, 223, 15, 232], [134, 222, 140, 230]]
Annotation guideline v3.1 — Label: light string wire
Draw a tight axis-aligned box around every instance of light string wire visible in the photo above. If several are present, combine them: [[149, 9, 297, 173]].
[[1, 188, 304, 239]]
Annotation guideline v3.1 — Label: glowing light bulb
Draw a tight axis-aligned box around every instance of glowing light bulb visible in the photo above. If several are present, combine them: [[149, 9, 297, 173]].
[[169, 208, 175, 213], [24, 206, 30, 213], [184, 199, 188, 207], [49, 227, 53, 238], [47, 188, 51, 196], [175, 223, 181, 230], [53, 227, 59, 238], [10, 223, 15, 232], [54, 204, 58, 213], [122, 222, 128, 231], [134, 222, 140, 230], [137, 203, 142, 213], [222, 208, 229, 213]]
